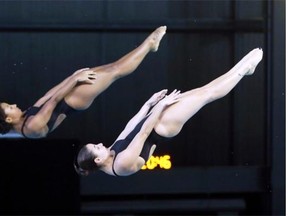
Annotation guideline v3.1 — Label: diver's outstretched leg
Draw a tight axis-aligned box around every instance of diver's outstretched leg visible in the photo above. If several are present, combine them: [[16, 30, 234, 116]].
[[90, 25, 167, 78], [65, 26, 167, 109], [154, 48, 263, 137]]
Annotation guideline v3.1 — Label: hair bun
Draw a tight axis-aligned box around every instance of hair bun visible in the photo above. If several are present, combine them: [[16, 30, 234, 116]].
[[73, 159, 89, 176]]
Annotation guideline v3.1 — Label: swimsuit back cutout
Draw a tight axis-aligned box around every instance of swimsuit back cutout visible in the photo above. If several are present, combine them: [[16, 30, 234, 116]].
[[46, 100, 78, 129]]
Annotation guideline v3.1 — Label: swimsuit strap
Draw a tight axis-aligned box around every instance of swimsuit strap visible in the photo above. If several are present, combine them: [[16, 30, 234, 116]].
[[21, 116, 30, 139], [111, 154, 120, 177]]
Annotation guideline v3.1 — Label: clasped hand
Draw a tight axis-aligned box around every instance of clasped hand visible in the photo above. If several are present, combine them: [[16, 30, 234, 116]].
[[146, 89, 181, 107], [73, 68, 97, 84], [158, 89, 181, 106]]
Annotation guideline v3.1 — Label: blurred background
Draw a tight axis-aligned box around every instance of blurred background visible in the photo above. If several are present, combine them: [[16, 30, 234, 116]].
[[0, 0, 285, 215]]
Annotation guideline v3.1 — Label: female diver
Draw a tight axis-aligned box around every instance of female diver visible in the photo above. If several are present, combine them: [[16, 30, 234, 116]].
[[75, 48, 263, 177], [0, 26, 167, 139]]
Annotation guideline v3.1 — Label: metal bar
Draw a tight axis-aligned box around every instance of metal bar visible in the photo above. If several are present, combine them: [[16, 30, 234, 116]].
[[0, 20, 265, 33], [81, 199, 246, 214]]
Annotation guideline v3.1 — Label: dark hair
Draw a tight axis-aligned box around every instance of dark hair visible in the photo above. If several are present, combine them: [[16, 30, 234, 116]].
[[74, 144, 99, 176], [0, 105, 13, 134]]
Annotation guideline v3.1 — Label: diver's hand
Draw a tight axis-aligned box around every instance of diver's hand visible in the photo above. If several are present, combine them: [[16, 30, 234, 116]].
[[157, 89, 181, 107], [74, 68, 97, 84], [145, 89, 168, 107]]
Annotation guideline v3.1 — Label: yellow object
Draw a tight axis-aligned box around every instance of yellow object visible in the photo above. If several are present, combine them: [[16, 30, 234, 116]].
[[142, 155, 171, 170]]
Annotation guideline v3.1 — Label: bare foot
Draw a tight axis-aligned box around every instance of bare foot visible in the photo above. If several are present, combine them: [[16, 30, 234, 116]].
[[147, 26, 167, 52], [234, 48, 260, 70], [243, 48, 263, 76]]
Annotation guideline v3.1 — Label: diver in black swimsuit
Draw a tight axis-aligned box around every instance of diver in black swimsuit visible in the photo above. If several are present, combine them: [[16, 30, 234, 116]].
[[75, 48, 263, 177], [0, 26, 167, 139]]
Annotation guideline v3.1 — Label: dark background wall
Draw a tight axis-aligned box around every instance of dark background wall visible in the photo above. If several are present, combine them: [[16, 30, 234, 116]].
[[0, 1, 285, 215]]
